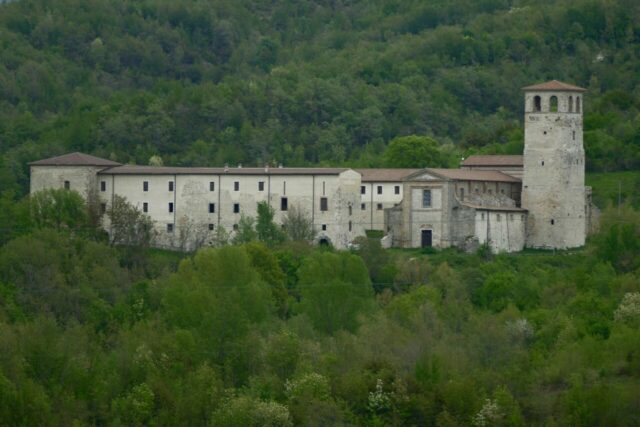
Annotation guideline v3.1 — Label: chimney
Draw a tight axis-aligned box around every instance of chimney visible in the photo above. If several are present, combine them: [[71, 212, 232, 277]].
[[264, 164, 269, 173], [238, 163, 242, 169], [224, 163, 229, 172], [278, 163, 283, 169]]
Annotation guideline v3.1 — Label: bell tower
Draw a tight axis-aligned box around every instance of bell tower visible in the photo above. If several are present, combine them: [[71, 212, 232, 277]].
[[521, 80, 587, 249]]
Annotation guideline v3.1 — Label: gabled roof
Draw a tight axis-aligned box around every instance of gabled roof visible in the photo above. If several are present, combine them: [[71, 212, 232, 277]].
[[462, 155, 523, 167], [522, 80, 586, 92], [98, 165, 350, 176], [29, 152, 121, 167], [423, 168, 521, 183], [355, 168, 421, 182]]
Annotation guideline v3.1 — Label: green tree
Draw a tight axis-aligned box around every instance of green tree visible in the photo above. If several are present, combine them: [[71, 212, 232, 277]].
[[107, 195, 155, 247], [383, 135, 450, 168], [282, 204, 315, 242], [256, 201, 286, 247], [29, 188, 89, 231]]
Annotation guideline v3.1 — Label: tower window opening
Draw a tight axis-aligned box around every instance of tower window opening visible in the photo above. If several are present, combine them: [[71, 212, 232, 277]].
[[576, 96, 581, 113], [551, 219, 555, 225], [533, 96, 541, 112], [550, 96, 558, 112], [541, 161, 544, 166], [569, 96, 574, 112]]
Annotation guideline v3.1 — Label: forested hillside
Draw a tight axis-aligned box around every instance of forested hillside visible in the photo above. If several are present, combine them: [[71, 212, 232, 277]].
[[1, 0, 640, 196]]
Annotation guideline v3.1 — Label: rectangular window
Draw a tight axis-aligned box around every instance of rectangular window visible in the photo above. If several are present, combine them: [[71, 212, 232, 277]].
[[208, 223, 214, 231], [100, 181, 106, 192], [361, 203, 366, 210], [349, 221, 352, 232], [258, 181, 265, 191], [422, 190, 432, 208], [322, 224, 327, 231], [281, 197, 288, 211], [168, 202, 174, 213], [233, 203, 240, 213], [320, 197, 328, 211], [460, 188, 464, 200], [64, 180, 70, 190], [167, 223, 174, 233], [377, 203, 383, 210], [100, 203, 106, 214], [143, 202, 148, 213], [233, 223, 239, 231], [361, 186, 366, 194], [377, 185, 382, 195], [394, 185, 400, 195], [234, 181, 239, 191], [143, 181, 149, 192], [209, 181, 215, 191], [209, 203, 215, 213], [168, 181, 174, 191]]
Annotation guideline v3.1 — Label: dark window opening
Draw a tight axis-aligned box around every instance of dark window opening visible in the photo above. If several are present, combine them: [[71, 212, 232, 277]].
[[533, 95, 541, 112], [377, 185, 382, 195], [258, 181, 264, 191], [349, 221, 352, 232], [281, 197, 288, 211], [569, 96, 574, 112], [348, 205, 352, 216], [168, 181, 174, 191], [100, 203, 106, 214], [550, 96, 558, 112], [143, 181, 148, 191], [168, 202, 174, 213], [423, 190, 432, 207], [209, 181, 215, 191], [361, 203, 366, 210], [100, 181, 106, 192], [234, 181, 239, 191], [542, 161, 545, 166], [233, 203, 240, 213], [573, 131, 576, 140], [377, 203, 383, 210], [143, 202, 148, 213], [208, 224, 214, 231], [167, 224, 174, 233], [395, 185, 400, 195], [321, 224, 327, 231], [576, 97, 581, 113], [459, 188, 464, 200], [233, 224, 238, 231], [360, 186, 366, 194], [64, 180, 70, 190], [551, 219, 555, 225], [209, 203, 215, 213], [320, 197, 328, 211]]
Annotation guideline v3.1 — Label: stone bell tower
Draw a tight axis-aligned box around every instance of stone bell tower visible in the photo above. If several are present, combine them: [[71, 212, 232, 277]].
[[521, 80, 587, 249]]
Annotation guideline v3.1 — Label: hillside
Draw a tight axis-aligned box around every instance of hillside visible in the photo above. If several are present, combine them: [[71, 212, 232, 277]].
[[1, 0, 640, 196]]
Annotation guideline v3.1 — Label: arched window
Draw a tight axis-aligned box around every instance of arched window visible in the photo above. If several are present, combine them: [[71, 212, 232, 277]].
[[568, 96, 573, 112], [533, 95, 541, 112], [550, 96, 558, 112], [576, 96, 581, 113]]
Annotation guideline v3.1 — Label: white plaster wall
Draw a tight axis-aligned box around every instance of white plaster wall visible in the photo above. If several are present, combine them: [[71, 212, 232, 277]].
[[30, 165, 102, 197], [474, 211, 526, 253], [359, 182, 404, 231], [408, 185, 446, 248]]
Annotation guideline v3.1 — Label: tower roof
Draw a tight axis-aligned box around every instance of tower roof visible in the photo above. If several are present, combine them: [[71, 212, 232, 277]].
[[522, 80, 587, 92], [29, 152, 121, 167]]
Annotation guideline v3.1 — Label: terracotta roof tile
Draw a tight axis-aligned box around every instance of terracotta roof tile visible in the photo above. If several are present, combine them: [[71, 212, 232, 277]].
[[355, 169, 421, 182], [461, 155, 523, 167], [30, 152, 121, 167], [99, 165, 350, 176], [522, 80, 586, 92]]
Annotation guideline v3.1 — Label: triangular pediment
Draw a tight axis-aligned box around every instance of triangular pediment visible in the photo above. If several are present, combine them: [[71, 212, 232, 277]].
[[404, 169, 445, 181]]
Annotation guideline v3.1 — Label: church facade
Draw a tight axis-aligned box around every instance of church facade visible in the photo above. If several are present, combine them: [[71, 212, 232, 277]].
[[29, 80, 597, 252]]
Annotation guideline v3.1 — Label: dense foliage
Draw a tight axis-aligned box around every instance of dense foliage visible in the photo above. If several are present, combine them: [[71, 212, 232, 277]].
[[1, 0, 640, 197], [0, 189, 639, 425]]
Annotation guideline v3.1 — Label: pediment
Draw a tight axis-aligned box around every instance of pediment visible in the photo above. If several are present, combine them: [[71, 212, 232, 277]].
[[409, 172, 441, 181]]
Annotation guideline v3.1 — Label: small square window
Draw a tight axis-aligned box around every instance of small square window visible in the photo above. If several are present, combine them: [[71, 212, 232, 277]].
[[360, 186, 366, 194], [377, 185, 382, 195], [258, 181, 265, 191], [281, 197, 288, 211], [64, 180, 70, 190], [168, 181, 174, 191], [143, 181, 149, 191], [210, 181, 215, 191], [100, 181, 106, 192], [321, 224, 327, 231], [234, 181, 239, 191], [361, 203, 366, 210], [143, 202, 148, 213], [377, 203, 383, 210], [233, 203, 240, 213], [320, 197, 328, 211], [209, 203, 215, 213], [167, 223, 174, 233], [208, 224, 214, 231], [394, 185, 400, 195], [168, 202, 174, 213]]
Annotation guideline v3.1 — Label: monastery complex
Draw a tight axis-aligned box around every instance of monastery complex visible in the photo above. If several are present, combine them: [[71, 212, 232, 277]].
[[29, 81, 598, 252]]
